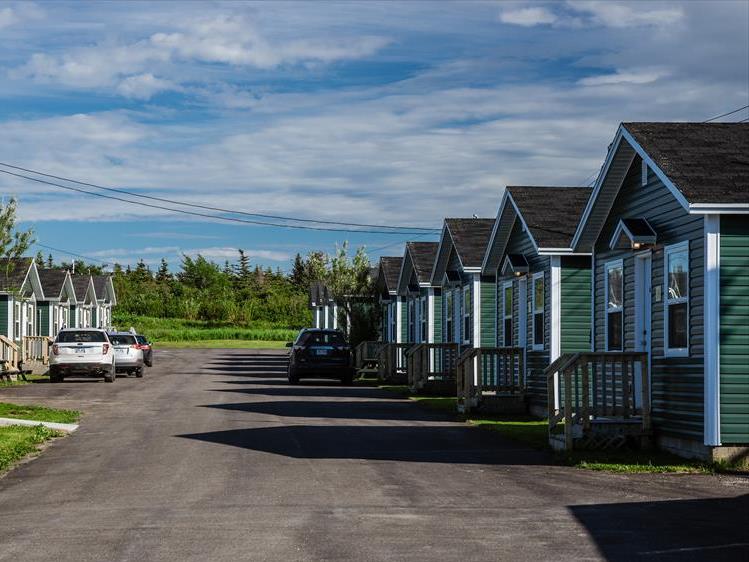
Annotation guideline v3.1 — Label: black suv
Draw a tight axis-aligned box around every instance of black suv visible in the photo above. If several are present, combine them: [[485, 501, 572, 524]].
[[287, 329, 355, 385]]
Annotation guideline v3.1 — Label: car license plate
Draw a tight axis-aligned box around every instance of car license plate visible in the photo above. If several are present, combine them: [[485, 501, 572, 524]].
[[116, 348, 129, 355], [315, 349, 330, 356]]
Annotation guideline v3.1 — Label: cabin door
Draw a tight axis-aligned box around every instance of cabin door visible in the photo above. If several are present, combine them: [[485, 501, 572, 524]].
[[633, 253, 652, 409]]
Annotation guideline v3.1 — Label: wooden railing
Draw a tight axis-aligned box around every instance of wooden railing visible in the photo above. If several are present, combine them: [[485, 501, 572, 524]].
[[21, 336, 54, 366], [406, 343, 460, 391], [0, 335, 20, 379], [457, 347, 525, 412], [545, 352, 651, 450], [377, 343, 414, 383], [354, 341, 385, 371]]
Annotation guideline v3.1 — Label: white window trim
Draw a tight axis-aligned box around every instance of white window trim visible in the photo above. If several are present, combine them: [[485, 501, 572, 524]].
[[704, 216, 720, 446], [503, 281, 513, 347], [531, 271, 545, 351], [664, 241, 690, 358], [462, 284, 471, 345], [604, 259, 624, 352]]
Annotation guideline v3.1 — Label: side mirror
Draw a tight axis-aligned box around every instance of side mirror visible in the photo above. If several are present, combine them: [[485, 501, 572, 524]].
[[285, 342, 293, 347]]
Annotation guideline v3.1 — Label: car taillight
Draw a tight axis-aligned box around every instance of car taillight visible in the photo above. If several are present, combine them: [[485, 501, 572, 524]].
[[102, 343, 109, 354], [52, 344, 59, 355]]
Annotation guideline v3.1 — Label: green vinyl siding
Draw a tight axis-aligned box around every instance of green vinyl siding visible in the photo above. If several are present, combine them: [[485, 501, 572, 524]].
[[480, 278, 496, 347], [433, 292, 442, 343], [91, 307, 98, 327], [720, 215, 749, 443], [0, 296, 8, 337], [38, 303, 50, 337], [560, 257, 592, 353]]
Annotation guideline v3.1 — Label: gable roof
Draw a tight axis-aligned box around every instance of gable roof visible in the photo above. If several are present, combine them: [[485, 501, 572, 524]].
[[0, 258, 34, 293], [507, 186, 592, 249], [71, 275, 95, 303], [37, 269, 69, 300], [444, 218, 495, 268], [406, 242, 439, 284], [377, 256, 403, 296], [623, 122, 749, 205], [92, 274, 116, 304], [573, 122, 749, 251]]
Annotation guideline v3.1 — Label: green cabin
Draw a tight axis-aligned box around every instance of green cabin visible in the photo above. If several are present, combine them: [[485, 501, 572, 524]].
[[0, 258, 43, 343], [37, 268, 77, 337], [396, 242, 441, 344], [572, 122, 749, 462], [431, 218, 495, 348], [482, 186, 592, 416], [375, 257, 404, 342]]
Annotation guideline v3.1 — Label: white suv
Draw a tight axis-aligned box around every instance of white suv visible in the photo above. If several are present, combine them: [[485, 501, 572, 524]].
[[50, 328, 116, 383]]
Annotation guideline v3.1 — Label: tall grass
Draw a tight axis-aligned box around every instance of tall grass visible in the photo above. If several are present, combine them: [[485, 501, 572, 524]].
[[114, 314, 299, 343]]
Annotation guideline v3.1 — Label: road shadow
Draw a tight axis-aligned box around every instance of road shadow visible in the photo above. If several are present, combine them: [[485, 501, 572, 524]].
[[569, 494, 749, 561], [201, 399, 448, 422], [212, 385, 396, 399], [177, 424, 546, 465], [203, 365, 288, 373]]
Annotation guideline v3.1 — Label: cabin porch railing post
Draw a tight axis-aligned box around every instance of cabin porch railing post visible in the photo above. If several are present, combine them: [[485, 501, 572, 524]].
[[640, 352, 651, 433], [581, 359, 591, 432], [563, 368, 573, 451]]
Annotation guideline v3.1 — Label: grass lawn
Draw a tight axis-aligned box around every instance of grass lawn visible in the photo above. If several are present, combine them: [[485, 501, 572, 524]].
[[0, 374, 50, 387], [113, 314, 299, 344], [0, 425, 62, 473], [157, 339, 289, 349], [0, 402, 81, 424], [378, 385, 736, 474]]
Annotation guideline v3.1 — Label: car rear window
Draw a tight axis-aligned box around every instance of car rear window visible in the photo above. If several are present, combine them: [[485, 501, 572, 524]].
[[135, 335, 148, 344], [301, 332, 346, 345], [109, 335, 137, 346], [56, 331, 107, 343]]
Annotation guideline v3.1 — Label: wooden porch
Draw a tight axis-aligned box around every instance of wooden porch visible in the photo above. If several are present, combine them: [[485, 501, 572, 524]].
[[21, 336, 54, 374], [457, 347, 525, 414], [545, 352, 651, 451], [406, 343, 460, 394], [0, 335, 21, 381], [377, 343, 414, 384], [353, 341, 385, 378]]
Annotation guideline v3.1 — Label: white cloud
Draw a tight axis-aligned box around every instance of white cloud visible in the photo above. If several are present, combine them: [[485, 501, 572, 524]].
[[0, 3, 43, 29], [578, 68, 667, 86], [116, 73, 177, 99], [500, 7, 557, 27], [183, 247, 291, 262], [568, 1, 684, 28]]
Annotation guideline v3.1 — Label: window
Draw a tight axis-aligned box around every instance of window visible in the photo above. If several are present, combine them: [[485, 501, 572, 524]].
[[26, 303, 34, 336], [408, 300, 415, 342], [446, 291, 454, 343], [641, 160, 649, 187], [605, 261, 624, 351], [56, 330, 107, 343], [532, 273, 544, 349], [463, 285, 471, 344], [13, 301, 20, 339], [420, 297, 427, 342], [665, 242, 689, 355], [503, 283, 513, 347], [53, 306, 59, 336]]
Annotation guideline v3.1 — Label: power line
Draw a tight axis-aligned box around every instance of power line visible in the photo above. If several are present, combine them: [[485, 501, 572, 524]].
[[368, 232, 434, 254], [33, 242, 108, 265], [0, 168, 434, 235], [703, 104, 749, 122], [0, 161, 439, 233]]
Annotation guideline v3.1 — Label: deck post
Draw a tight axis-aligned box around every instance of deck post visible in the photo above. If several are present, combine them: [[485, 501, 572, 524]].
[[640, 353, 651, 433], [581, 360, 590, 431], [563, 368, 573, 451]]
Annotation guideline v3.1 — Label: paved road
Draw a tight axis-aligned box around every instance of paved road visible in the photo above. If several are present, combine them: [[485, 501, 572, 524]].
[[0, 349, 746, 562]]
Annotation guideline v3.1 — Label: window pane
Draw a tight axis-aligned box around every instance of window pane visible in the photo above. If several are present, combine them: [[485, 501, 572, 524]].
[[534, 277, 544, 312], [607, 311, 622, 350], [668, 250, 688, 300], [504, 318, 512, 347], [607, 266, 623, 309], [504, 286, 512, 317], [668, 302, 688, 348], [464, 288, 470, 310], [534, 312, 543, 346]]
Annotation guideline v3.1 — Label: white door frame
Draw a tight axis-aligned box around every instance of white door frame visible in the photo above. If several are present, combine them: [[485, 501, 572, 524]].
[[633, 252, 652, 409]]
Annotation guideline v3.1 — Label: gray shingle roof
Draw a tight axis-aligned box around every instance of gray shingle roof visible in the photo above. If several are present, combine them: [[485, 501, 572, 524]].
[[406, 242, 439, 284], [92, 275, 110, 299], [0, 258, 33, 292], [37, 269, 68, 299], [71, 275, 92, 301], [379, 256, 403, 292], [507, 186, 592, 249], [623, 122, 749, 204], [445, 219, 495, 268]]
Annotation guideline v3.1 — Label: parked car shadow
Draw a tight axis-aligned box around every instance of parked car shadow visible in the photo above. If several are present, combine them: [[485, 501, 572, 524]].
[[568, 494, 749, 562], [177, 424, 546, 465], [201, 400, 451, 422], [212, 385, 400, 399]]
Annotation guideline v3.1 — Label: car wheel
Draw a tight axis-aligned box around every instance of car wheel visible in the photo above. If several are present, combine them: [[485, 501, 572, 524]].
[[104, 365, 116, 383], [341, 372, 354, 386], [288, 367, 300, 385], [49, 366, 63, 383], [135, 367, 144, 378]]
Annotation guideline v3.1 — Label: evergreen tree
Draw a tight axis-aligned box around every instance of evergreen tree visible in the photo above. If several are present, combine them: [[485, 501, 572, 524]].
[[35, 251, 45, 268], [47, 254, 54, 268], [156, 258, 170, 282], [290, 253, 305, 287]]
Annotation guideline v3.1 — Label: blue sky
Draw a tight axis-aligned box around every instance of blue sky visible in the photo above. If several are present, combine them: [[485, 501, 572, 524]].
[[1, 0, 747, 271]]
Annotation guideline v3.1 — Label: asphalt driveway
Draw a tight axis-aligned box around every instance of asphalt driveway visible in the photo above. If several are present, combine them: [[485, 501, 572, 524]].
[[0, 348, 746, 561]]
